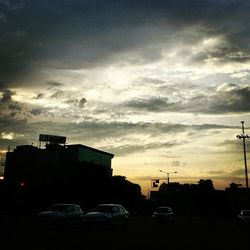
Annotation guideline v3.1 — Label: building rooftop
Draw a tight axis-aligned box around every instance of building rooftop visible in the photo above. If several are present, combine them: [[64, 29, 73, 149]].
[[68, 144, 114, 158]]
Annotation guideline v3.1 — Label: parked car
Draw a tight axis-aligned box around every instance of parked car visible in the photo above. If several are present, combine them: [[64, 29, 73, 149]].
[[82, 203, 129, 228], [152, 206, 174, 223], [238, 209, 250, 226], [37, 203, 84, 227]]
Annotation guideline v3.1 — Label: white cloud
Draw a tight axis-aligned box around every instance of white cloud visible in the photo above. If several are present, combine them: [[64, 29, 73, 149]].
[[1, 132, 14, 140]]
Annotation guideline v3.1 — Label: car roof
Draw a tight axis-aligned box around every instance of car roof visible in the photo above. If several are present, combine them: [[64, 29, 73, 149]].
[[241, 209, 250, 213], [156, 206, 172, 209], [52, 203, 80, 207], [96, 204, 123, 207]]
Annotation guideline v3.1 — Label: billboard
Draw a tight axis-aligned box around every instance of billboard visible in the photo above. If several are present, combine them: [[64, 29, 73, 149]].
[[39, 134, 66, 144]]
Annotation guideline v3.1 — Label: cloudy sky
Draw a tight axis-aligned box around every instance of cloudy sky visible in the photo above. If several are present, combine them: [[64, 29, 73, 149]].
[[1, 0, 250, 194]]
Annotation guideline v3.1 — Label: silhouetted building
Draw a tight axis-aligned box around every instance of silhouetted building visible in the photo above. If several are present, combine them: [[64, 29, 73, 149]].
[[225, 182, 243, 191], [149, 179, 218, 215], [4, 135, 114, 192]]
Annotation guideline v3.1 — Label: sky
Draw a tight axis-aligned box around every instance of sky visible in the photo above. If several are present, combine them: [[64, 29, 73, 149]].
[[1, 0, 250, 195]]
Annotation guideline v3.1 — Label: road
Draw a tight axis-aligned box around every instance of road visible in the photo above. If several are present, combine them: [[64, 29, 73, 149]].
[[0, 215, 250, 249]]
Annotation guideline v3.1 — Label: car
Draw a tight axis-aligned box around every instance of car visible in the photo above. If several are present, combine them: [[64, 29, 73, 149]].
[[152, 206, 174, 224], [37, 203, 84, 227], [82, 203, 130, 228], [238, 209, 250, 226]]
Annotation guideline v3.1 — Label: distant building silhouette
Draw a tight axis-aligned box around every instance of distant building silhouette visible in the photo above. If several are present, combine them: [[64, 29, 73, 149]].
[[4, 134, 114, 192], [225, 182, 243, 191]]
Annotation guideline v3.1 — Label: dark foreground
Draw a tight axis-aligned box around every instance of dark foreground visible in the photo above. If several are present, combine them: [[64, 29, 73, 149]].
[[0, 215, 250, 250]]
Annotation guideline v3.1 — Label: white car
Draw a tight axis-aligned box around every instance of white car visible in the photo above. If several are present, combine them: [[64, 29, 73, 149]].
[[37, 203, 84, 227], [238, 209, 250, 226], [82, 203, 129, 228]]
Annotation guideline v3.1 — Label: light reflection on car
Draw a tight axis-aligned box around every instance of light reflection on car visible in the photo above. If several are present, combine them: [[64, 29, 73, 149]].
[[152, 206, 174, 224], [238, 209, 250, 226], [37, 203, 84, 227], [82, 203, 130, 228]]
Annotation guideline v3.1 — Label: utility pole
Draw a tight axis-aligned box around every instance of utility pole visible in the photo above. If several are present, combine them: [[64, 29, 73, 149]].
[[236, 121, 249, 189]]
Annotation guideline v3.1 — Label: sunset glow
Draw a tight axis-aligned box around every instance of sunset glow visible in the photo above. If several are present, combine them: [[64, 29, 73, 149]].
[[1, 1, 250, 195]]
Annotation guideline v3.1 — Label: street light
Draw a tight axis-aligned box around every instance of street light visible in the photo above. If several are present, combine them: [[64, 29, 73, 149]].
[[236, 121, 250, 189], [159, 170, 177, 184]]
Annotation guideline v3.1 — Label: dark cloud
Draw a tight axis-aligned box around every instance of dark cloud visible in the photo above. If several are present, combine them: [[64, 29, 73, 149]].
[[50, 89, 64, 99], [0, 119, 239, 164], [29, 108, 45, 116], [44, 86, 88, 108], [185, 84, 250, 114], [208, 170, 225, 175], [33, 93, 44, 99], [26, 121, 236, 150], [204, 168, 246, 185], [186, 39, 250, 65], [0, 88, 56, 121], [1, 0, 250, 178], [230, 168, 245, 176], [122, 83, 250, 114], [78, 98, 87, 108], [0, 88, 13, 103], [171, 160, 181, 167], [125, 97, 174, 112], [65, 97, 87, 108], [0, 0, 25, 10], [8, 103, 22, 111], [210, 85, 250, 113], [0, 89, 24, 119], [0, 116, 31, 136], [217, 139, 250, 152], [0, 89, 24, 120], [0, 137, 29, 148], [46, 81, 64, 87], [1, 0, 250, 87], [0, 13, 7, 22], [207, 168, 246, 180], [135, 77, 166, 85], [105, 141, 181, 156]]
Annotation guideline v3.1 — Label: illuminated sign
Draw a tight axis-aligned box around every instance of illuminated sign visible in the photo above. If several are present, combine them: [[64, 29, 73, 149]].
[[39, 134, 66, 144]]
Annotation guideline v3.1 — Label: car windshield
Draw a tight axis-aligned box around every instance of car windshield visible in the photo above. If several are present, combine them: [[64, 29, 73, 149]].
[[242, 210, 250, 216], [50, 205, 69, 212], [93, 205, 114, 213]]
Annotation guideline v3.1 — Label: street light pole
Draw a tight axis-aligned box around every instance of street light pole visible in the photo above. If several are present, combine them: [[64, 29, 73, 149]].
[[236, 121, 249, 189], [159, 170, 177, 184]]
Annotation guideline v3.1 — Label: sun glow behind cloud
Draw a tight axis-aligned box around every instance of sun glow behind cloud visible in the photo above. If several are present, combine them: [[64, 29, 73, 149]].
[[1, 1, 250, 195]]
